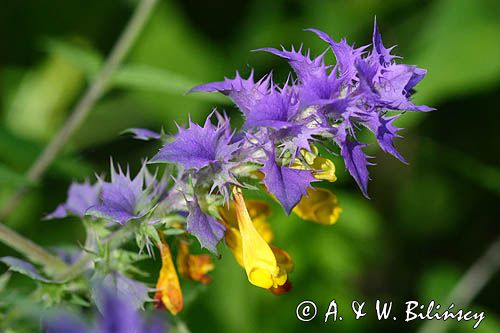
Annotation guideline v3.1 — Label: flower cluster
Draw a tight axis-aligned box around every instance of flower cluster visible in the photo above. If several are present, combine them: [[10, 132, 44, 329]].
[[45, 20, 432, 317]]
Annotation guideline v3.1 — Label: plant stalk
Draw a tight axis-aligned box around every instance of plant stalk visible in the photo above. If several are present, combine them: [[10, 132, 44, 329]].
[[0, 223, 68, 273]]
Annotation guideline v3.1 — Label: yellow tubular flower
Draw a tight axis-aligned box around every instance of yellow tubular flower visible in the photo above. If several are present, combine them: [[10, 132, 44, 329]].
[[292, 146, 337, 182], [293, 187, 342, 225], [230, 187, 287, 289], [218, 199, 274, 267], [154, 233, 183, 315], [176, 240, 214, 284], [221, 220, 245, 267], [242, 200, 273, 243]]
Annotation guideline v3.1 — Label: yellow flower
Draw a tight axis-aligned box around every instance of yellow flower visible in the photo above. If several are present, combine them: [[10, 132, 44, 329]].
[[219, 188, 293, 290], [219, 199, 273, 266], [292, 146, 337, 182], [154, 233, 183, 315], [176, 240, 214, 284], [293, 187, 342, 225]]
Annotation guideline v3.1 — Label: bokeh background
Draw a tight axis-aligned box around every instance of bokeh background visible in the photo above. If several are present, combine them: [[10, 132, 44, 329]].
[[1, 0, 499, 332]]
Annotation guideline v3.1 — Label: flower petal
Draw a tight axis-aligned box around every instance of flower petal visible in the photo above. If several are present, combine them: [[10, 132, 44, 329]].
[[189, 71, 272, 115], [123, 128, 161, 141], [261, 150, 317, 214], [152, 113, 240, 170], [176, 241, 214, 284], [186, 197, 225, 254], [232, 187, 286, 289], [154, 235, 183, 315], [292, 146, 337, 182], [293, 187, 342, 225]]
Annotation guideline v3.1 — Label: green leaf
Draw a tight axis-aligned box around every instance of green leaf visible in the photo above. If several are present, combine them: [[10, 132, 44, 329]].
[[0, 272, 11, 292], [44, 39, 103, 77], [418, 264, 461, 302], [0, 130, 93, 180], [409, 0, 500, 106], [4, 52, 85, 142], [0, 164, 34, 187], [0, 257, 62, 284], [424, 139, 500, 197], [69, 294, 91, 307], [111, 64, 227, 103], [163, 228, 185, 236]]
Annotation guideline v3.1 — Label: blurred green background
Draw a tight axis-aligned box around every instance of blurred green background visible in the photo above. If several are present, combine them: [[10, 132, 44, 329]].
[[0, 0, 499, 332]]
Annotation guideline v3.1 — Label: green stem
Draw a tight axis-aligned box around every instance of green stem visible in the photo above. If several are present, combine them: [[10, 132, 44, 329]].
[[0, 0, 157, 273], [0, 223, 68, 273]]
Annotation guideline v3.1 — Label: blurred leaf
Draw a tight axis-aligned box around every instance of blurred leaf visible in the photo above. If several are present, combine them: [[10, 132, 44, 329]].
[[129, 1, 223, 80], [399, 0, 500, 129], [4, 52, 85, 142], [0, 164, 34, 187], [418, 264, 460, 302], [44, 39, 103, 78], [0, 128, 93, 179], [0, 272, 11, 292], [69, 294, 91, 307], [425, 139, 500, 197], [164, 228, 185, 236], [112, 64, 227, 103], [397, 173, 459, 234], [334, 190, 381, 240], [0, 257, 62, 284]]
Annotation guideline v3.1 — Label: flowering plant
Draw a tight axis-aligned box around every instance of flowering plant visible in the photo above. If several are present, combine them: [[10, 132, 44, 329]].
[[1, 19, 432, 331]]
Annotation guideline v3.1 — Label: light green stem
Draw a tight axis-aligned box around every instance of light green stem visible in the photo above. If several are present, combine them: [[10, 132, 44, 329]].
[[0, 223, 68, 273]]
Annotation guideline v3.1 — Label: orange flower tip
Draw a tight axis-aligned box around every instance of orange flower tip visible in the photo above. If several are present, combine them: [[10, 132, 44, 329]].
[[153, 293, 165, 310], [155, 287, 184, 315], [199, 275, 213, 285], [268, 280, 293, 295]]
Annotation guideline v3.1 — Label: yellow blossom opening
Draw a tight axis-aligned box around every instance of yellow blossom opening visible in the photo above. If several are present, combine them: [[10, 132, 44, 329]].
[[293, 187, 342, 225], [292, 146, 337, 182], [154, 233, 183, 315]]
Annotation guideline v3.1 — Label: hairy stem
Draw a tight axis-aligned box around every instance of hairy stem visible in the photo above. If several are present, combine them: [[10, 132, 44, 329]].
[[55, 225, 134, 281], [0, 0, 157, 273], [417, 234, 500, 333], [0, 223, 68, 273]]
